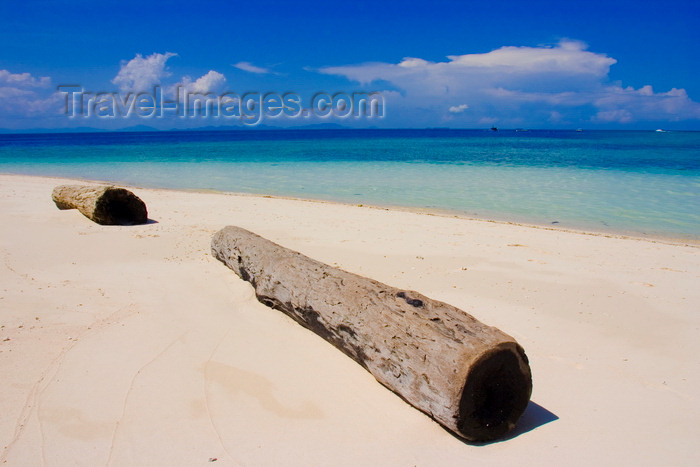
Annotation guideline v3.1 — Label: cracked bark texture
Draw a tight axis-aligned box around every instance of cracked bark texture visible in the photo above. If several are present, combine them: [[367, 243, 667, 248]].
[[52, 185, 148, 225], [211, 225, 532, 442]]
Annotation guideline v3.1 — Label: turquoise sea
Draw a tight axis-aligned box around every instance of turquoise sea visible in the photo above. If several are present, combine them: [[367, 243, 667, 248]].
[[1, 129, 698, 240]]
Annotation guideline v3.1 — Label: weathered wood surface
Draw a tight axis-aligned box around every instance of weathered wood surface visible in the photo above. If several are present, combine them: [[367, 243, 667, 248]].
[[52, 185, 148, 225], [211, 226, 532, 442]]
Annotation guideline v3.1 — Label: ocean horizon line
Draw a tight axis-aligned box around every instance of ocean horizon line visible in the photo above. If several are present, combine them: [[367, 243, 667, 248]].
[[2, 126, 700, 136]]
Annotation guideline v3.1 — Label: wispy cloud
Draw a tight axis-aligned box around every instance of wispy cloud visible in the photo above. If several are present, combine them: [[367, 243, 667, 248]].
[[112, 52, 177, 92], [233, 61, 273, 74], [318, 39, 700, 126], [448, 104, 469, 114]]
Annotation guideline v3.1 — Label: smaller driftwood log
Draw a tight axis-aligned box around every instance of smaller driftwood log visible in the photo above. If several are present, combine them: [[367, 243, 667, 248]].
[[212, 226, 532, 442], [52, 185, 148, 225]]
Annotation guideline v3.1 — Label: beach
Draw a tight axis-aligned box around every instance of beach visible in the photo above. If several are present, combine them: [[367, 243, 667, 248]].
[[1, 173, 699, 465]]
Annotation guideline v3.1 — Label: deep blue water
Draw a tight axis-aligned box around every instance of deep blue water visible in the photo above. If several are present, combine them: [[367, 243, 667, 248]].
[[1, 129, 699, 239]]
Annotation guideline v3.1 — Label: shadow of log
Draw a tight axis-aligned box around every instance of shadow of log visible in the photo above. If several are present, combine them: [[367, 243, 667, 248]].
[[465, 401, 559, 445]]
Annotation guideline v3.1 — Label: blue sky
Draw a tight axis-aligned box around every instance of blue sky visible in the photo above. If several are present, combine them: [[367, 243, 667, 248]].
[[1, 0, 698, 130]]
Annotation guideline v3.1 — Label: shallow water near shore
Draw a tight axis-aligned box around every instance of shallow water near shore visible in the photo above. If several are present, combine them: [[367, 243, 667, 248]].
[[1, 128, 698, 239]]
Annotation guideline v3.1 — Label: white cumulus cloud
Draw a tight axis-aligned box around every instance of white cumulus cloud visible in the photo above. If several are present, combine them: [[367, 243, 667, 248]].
[[0, 69, 61, 119], [318, 39, 700, 126], [320, 39, 614, 86], [112, 53, 227, 100], [592, 85, 699, 123], [112, 52, 177, 92], [0, 70, 51, 88], [177, 70, 227, 94], [446, 39, 615, 76]]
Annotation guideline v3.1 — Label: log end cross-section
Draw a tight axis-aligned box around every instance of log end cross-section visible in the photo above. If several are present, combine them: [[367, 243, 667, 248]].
[[52, 185, 148, 225]]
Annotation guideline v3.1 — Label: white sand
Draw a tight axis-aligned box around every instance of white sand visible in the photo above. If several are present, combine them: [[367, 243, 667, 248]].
[[1, 173, 699, 466]]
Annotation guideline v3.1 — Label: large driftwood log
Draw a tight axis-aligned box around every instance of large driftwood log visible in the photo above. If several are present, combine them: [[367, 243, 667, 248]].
[[52, 185, 148, 225], [211, 226, 532, 442]]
